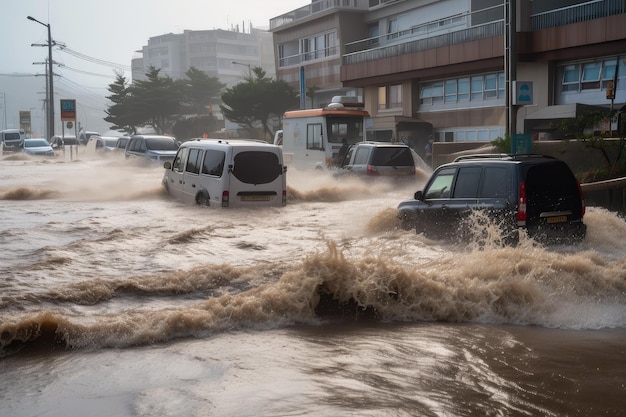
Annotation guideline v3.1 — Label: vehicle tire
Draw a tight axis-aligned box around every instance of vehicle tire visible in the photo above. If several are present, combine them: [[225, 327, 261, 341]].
[[196, 191, 210, 206]]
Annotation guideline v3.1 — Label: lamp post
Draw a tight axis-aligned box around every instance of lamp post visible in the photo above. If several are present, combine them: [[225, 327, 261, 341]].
[[231, 61, 252, 78], [27, 15, 54, 139], [0, 92, 6, 129]]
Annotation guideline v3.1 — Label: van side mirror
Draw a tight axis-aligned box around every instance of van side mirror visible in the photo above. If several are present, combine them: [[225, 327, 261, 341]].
[[163, 161, 172, 169], [414, 190, 423, 200]]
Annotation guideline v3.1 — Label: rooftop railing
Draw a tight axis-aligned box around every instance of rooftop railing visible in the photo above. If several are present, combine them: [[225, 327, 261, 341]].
[[270, 0, 370, 31]]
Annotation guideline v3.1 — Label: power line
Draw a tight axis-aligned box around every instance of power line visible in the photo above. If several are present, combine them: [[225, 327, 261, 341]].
[[57, 45, 133, 71]]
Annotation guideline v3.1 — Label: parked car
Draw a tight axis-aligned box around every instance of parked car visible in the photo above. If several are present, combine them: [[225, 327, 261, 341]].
[[21, 138, 55, 157], [114, 136, 129, 152], [397, 154, 586, 244], [125, 135, 179, 164], [335, 142, 416, 179], [162, 138, 287, 207], [49, 136, 79, 149], [78, 130, 99, 145], [86, 136, 119, 153]]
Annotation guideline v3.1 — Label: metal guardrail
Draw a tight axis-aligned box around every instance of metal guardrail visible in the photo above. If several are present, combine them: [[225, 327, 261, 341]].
[[531, 0, 626, 31], [343, 21, 504, 65]]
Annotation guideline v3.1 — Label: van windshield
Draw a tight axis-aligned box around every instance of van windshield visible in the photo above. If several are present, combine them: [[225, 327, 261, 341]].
[[233, 151, 281, 184]]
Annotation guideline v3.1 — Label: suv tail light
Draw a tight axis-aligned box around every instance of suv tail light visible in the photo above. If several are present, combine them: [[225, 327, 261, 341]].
[[366, 165, 379, 175], [577, 180, 585, 216], [282, 189, 287, 206], [222, 190, 229, 207], [517, 181, 527, 226]]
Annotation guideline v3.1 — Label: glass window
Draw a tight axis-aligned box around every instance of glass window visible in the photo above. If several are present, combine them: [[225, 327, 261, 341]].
[[307, 124, 323, 150], [425, 168, 455, 199], [387, 18, 398, 39], [232, 151, 281, 184], [378, 86, 387, 109], [582, 62, 601, 82], [353, 147, 370, 165], [445, 79, 457, 103], [480, 167, 510, 198], [202, 150, 225, 176], [453, 167, 481, 198], [185, 148, 202, 175], [389, 84, 402, 108], [173, 147, 189, 172], [471, 76, 483, 101], [458, 77, 470, 101], [484, 74, 497, 99]]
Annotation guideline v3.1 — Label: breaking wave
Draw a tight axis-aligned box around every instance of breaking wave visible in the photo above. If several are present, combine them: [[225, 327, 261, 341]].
[[2, 237, 624, 358]]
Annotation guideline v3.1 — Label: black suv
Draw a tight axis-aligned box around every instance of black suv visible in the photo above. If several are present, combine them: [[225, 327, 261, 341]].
[[397, 154, 586, 244], [335, 142, 416, 178]]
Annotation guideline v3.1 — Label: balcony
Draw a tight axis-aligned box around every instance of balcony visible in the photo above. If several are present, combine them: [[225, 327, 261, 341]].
[[530, 0, 625, 31], [270, 0, 369, 31]]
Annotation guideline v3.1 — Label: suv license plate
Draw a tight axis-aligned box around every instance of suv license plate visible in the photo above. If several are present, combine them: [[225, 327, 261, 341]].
[[546, 215, 567, 224]]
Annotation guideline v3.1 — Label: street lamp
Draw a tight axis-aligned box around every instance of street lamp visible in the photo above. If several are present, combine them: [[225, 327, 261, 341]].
[[231, 61, 252, 78], [27, 15, 55, 139], [0, 92, 6, 129]]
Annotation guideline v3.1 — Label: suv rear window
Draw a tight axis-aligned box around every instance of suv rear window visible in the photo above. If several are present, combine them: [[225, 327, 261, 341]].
[[233, 151, 281, 184], [370, 147, 414, 166]]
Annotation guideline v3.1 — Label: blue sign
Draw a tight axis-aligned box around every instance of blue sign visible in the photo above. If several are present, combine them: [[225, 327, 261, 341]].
[[514, 81, 533, 105], [511, 133, 532, 154]]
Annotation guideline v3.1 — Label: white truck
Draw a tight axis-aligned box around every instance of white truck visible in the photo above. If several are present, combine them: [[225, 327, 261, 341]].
[[278, 98, 370, 170]]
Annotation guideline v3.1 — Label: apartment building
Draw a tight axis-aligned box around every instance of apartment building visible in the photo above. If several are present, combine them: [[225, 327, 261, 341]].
[[271, 0, 626, 155], [131, 27, 275, 87]]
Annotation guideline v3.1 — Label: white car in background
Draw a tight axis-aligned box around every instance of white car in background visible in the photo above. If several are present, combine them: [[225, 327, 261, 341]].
[[21, 138, 55, 157], [86, 136, 119, 154]]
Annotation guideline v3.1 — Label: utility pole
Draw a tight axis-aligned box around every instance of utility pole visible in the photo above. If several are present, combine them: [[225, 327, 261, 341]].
[[27, 15, 55, 139]]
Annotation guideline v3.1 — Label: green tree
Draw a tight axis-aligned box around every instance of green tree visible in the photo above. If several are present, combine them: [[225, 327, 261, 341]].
[[173, 67, 226, 138], [181, 67, 225, 114], [220, 67, 298, 139], [127, 66, 183, 135], [104, 73, 134, 133], [555, 110, 626, 179]]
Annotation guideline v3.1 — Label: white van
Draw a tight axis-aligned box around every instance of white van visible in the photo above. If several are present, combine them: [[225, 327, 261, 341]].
[[1, 129, 27, 151], [162, 138, 287, 208]]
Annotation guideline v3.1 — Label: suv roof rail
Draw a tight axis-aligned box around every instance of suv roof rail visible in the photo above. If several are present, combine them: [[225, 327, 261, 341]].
[[453, 153, 555, 162], [453, 153, 511, 162]]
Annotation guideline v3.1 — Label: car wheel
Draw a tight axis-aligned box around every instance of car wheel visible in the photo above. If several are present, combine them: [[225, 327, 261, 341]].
[[196, 191, 210, 206]]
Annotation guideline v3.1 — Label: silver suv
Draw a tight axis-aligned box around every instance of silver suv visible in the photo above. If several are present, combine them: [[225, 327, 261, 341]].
[[336, 142, 416, 178], [397, 154, 586, 244]]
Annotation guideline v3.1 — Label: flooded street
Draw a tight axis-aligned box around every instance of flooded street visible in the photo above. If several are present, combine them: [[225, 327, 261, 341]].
[[1, 152, 625, 416]]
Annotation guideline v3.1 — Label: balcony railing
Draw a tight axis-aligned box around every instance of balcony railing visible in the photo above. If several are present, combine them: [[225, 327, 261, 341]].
[[531, 0, 626, 31], [270, 0, 369, 30], [343, 20, 504, 66]]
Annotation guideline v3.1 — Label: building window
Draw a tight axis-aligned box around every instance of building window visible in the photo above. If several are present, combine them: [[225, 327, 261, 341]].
[[559, 58, 621, 93], [378, 84, 402, 109], [420, 72, 504, 105], [458, 77, 470, 102], [581, 62, 601, 89], [387, 18, 398, 39], [300, 30, 337, 62]]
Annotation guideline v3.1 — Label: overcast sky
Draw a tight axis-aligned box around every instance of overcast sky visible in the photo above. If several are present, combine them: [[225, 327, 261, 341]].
[[0, 0, 306, 133]]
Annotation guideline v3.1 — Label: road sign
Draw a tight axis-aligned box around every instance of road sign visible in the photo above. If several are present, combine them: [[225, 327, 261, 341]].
[[60, 99, 76, 121]]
